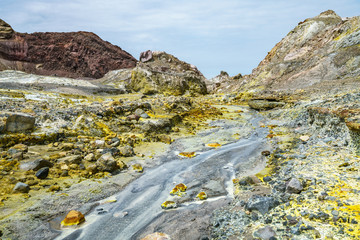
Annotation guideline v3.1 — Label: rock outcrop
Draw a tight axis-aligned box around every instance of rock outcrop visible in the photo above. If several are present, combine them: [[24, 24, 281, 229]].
[[240, 10, 360, 91], [0, 19, 137, 78], [100, 51, 207, 95]]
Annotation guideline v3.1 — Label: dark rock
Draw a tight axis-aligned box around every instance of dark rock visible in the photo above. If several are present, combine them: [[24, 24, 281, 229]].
[[246, 195, 279, 215], [253, 226, 276, 240], [286, 178, 303, 194], [13, 182, 30, 193], [35, 167, 49, 179], [263, 176, 272, 182], [139, 50, 153, 63], [261, 150, 271, 156]]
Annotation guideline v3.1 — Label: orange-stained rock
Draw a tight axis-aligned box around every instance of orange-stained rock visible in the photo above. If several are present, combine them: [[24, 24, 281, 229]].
[[61, 210, 85, 227], [196, 191, 207, 200], [206, 143, 221, 148], [179, 152, 196, 158], [141, 232, 171, 240]]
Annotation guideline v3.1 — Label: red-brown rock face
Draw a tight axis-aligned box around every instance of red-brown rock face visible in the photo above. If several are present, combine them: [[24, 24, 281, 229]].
[[0, 19, 137, 79]]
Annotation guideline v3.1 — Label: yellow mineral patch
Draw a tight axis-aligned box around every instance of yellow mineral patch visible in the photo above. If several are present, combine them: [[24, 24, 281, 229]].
[[206, 142, 222, 148], [61, 210, 85, 227], [179, 152, 196, 158], [161, 200, 177, 209], [196, 192, 207, 200], [132, 163, 143, 173]]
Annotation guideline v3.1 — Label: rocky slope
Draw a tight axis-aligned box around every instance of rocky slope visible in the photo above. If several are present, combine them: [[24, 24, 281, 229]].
[[0, 19, 137, 79], [99, 50, 207, 95], [242, 10, 360, 91]]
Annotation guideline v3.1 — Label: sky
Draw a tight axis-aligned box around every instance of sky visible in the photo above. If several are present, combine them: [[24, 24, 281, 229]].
[[1, 0, 360, 78]]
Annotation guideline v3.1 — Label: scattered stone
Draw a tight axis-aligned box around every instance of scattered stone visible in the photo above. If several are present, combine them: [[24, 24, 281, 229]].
[[300, 135, 310, 142], [132, 163, 143, 173], [12, 182, 30, 193], [158, 135, 172, 144], [246, 195, 278, 215], [141, 232, 171, 240], [96, 152, 119, 172], [253, 226, 276, 240], [84, 153, 96, 162], [248, 100, 285, 111], [35, 167, 49, 179], [161, 201, 177, 209], [49, 185, 61, 192], [9, 144, 28, 153], [61, 210, 85, 227], [263, 176, 272, 182], [58, 155, 82, 165], [179, 152, 196, 158], [196, 192, 207, 200], [286, 178, 303, 194], [261, 150, 271, 156], [94, 140, 106, 148], [127, 114, 140, 122], [140, 113, 150, 119], [59, 143, 74, 150], [206, 143, 222, 148], [170, 183, 187, 196], [19, 158, 53, 171], [118, 145, 135, 157], [134, 108, 145, 116]]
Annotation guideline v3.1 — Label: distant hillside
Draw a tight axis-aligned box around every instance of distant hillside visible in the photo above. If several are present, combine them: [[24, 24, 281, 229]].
[[0, 19, 137, 79]]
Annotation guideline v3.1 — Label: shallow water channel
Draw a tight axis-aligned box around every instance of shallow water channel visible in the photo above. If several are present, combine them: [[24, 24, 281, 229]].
[[55, 108, 268, 240]]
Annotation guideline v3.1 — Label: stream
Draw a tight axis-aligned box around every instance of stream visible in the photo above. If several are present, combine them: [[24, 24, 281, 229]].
[[55, 108, 268, 240]]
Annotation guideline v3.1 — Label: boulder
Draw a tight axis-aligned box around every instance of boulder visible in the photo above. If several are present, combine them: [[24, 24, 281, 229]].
[[286, 178, 303, 194], [0, 112, 35, 132], [19, 158, 53, 171], [96, 152, 119, 172], [139, 50, 153, 63], [12, 182, 30, 193]]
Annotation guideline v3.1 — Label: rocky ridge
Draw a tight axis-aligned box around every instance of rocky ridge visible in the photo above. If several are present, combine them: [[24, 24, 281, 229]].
[[242, 10, 360, 91], [100, 50, 208, 96], [0, 19, 137, 79]]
